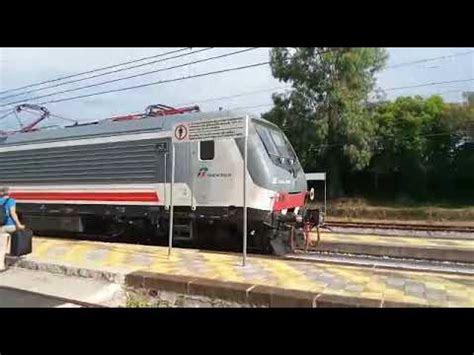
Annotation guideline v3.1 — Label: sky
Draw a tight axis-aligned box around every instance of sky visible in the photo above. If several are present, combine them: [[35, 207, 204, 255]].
[[0, 47, 472, 130]]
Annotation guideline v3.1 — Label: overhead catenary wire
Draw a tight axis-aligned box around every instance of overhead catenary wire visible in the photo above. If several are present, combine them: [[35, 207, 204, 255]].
[[228, 103, 275, 111], [0, 47, 324, 103], [0, 52, 469, 136], [28, 61, 271, 106], [308, 126, 474, 151], [73, 86, 471, 125], [2, 48, 471, 111], [0, 47, 261, 109], [1, 85, 471, 136], [0, 82, 462, 117], [170, 75, 472, 113], [418, 88, 473, 100], [0, 75, 468, 119], [206, 85, 473, 114], [0, 110, 14, 121], [0, 69, 281, 117], [190, 85, 471, 113], [384, 78, 474, 92], [385, 50, 474, 70], [0, 48, 215, 102], [49, 113, 78, 124], [219, 90, 473, 113], [2, 47, 470, 102], [0, 49, 471, 122], [172, 85, 291, 107], [0, 47, 191, 96]]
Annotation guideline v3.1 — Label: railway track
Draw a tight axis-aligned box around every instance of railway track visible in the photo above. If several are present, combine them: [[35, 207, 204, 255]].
[[285, 250, 474, 276], [325, 221, 474, 234]]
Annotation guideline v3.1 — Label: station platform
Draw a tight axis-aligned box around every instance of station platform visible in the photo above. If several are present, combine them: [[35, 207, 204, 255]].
[[311, 232, 474, 263], [5, 237, 474, 307]]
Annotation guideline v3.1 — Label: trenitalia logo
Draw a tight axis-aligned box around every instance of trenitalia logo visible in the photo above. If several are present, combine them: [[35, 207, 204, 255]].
[[197, 167, 208, 177], [197, 167, 232, 178]]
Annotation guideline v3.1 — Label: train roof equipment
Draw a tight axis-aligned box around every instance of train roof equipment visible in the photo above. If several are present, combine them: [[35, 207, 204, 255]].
[[0, 104, 275, 148], [0, 103, 207, 145]]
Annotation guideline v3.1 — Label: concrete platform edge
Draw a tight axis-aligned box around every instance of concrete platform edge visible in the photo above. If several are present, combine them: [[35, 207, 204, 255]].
[[124, 271, 430, 308], [6, 256, 431, 308], [6, 256, 125, 284]]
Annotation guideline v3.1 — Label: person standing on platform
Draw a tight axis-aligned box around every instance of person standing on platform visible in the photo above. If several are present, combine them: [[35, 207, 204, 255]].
[[0, 186, 25, 271]]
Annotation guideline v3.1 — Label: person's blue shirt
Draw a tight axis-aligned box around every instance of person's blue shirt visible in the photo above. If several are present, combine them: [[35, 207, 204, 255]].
[[0, 197, 16, 226]]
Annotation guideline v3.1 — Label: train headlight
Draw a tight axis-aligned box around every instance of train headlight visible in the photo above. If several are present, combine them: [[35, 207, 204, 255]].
[[274, 192, 284, 202]]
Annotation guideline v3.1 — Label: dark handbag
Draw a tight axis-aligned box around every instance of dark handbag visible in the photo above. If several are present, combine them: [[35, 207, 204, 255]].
[[10, 229, 33, 256]]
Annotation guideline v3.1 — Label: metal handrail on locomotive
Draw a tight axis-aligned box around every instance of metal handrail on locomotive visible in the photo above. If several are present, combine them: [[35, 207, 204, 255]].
[[0, 104, 321, 254]]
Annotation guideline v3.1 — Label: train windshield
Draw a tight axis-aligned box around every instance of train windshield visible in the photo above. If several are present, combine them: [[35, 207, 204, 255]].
[[254, 121, 297, 163]]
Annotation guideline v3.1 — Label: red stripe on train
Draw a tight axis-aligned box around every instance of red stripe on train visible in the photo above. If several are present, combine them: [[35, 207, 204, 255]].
[[272, 192, 306, 211], [9, 192, 159, 202]]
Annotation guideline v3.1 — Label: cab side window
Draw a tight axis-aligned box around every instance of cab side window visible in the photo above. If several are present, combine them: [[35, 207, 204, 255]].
[[200, 140, 215, 160]]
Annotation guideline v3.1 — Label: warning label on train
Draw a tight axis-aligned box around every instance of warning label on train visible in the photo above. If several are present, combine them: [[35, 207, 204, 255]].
[[172, 117, 246, 143], [174, 124, 188, 141]]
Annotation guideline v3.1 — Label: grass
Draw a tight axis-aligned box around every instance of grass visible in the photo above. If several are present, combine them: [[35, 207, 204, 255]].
[[330, 197, 474, 209], [316, 198, 474, 224], [125, 291, 173, 308]]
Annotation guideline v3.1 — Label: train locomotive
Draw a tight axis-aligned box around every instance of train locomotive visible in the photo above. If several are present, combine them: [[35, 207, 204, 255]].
[[0, 104, 320, 254]]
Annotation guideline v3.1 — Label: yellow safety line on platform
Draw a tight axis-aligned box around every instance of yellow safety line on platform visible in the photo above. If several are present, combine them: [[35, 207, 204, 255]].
[[25, 237, 474, 307], [32, 239, 57, 257], [149, 250, 182, 275], [255, 258, 321, 291], [62, 244, 95, 264], [199, 253, 246, 283]]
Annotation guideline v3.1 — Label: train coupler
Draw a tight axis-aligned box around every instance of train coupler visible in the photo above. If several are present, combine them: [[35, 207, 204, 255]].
[[287, 208, 324, 253]]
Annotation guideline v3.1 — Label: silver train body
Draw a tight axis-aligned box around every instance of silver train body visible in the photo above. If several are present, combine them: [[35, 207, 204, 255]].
[[0, 110, 309, 252]]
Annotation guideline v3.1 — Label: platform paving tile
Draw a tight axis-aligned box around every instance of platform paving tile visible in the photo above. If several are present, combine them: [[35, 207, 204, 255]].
[[236, 262, 280, 284], [344, 284, 365, 293], [125, 253, 155, 268], [22, 237, 474, 307], [45, 246, 70, 259], [386, 277, 407, 288], [173, 252, 216, 278], [425, 290, 448, 303], [84, 249, 111, 263]]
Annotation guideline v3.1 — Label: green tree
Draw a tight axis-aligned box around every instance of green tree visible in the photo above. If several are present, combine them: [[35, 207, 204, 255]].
[[370, 96, 446, 199], [441, 101, 474, 201], [371, 96, 473, 201], [263, 47, 387, 196]]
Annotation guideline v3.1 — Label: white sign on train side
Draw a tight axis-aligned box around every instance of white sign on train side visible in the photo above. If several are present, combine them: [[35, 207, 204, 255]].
[[172, 117, 246, 143]]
